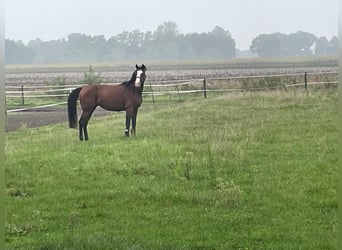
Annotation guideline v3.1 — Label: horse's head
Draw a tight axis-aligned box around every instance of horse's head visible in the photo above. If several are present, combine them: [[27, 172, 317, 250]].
[[134, 64, 147, 88]]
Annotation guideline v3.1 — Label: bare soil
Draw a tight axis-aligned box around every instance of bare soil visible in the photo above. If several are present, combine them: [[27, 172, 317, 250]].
[[6, 105, 112, 132]]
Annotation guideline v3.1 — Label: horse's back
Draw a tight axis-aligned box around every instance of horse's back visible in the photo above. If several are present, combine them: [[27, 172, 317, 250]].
[[80, 85, 126, 111], [79, 84, 141, 112], [96, 84, 127, 111]]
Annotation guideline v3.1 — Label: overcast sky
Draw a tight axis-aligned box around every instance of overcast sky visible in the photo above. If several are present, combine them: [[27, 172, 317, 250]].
[[5, 0, 338, 50]]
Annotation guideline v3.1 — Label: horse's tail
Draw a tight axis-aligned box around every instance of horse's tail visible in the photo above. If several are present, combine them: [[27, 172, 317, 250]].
[[67, 87, 82, 128]]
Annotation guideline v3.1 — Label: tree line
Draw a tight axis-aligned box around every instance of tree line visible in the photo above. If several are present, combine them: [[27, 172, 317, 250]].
[[5, 22, 235, 64], [5, 22, 337, 64], [250, 31, 337, 57]]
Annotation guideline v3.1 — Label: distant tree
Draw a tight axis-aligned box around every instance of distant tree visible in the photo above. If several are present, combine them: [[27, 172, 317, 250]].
[[154, 21, 179, 40], [315, 36, 330, 55], [250, 31, 317, 57], [152, 21, 180, 59], [107, 35, 127, 60], [250, 33, 286, 57], [93, 35, 111, 61], [66, 33, 96, 61], [327, 36, 337, 55], [4, 21, 236, 63], [283, 31, 316, 56], [33, 39, 69, 63], [182, 33, 205, 58], [209, 26, 236, 58], [5, 39, 34, 64], [178, 27, 235, 59], [124, 30, 145, 59]]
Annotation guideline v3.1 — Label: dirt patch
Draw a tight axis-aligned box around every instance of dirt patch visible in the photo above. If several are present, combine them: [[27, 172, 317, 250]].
[[6, 105, 112, 132]]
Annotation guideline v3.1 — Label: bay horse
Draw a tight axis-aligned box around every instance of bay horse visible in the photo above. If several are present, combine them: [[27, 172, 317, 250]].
[[67, 64, 146, 141]]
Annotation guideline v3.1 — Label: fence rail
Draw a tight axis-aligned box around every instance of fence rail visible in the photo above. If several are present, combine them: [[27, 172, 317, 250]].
[[5, 71, 338, 112]]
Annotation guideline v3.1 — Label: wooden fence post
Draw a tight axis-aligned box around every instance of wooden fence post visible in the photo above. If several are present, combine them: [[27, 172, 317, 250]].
[[203, 77, 207, 98], [149, 83, 155, 104], [20, 85, 24, 105], [175, 85, 181, 101], [304, 72, 308, 91]]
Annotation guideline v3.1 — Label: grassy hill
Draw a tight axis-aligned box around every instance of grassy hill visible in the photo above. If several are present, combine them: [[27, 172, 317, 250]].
[[5, 90, 337, 249]]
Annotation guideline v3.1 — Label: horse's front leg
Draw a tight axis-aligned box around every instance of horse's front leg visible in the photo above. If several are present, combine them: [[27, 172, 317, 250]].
[[125, 108, 133, 137], [131, 108, 138, 136]]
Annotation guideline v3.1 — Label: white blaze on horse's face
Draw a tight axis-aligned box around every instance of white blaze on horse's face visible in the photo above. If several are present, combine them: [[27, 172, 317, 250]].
[[135, 70, 143, 87]]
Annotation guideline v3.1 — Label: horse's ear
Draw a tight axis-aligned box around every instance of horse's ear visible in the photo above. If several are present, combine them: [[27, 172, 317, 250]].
[[142, 64, 146, 71], [136, 64, 139, 69]]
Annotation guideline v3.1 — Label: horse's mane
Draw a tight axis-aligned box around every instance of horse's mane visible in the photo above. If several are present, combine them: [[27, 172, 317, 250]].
[[121, 81, 132, 86], [121, 71, 136, 86]]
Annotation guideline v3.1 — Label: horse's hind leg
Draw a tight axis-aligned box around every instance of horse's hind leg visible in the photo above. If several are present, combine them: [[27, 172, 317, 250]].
[[79, 110, 94, 141], [79, 122, 84, 141], [79, 115, 88, 141]]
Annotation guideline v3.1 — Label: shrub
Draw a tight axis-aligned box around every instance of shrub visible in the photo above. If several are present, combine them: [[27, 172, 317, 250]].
[[80, 65, 104, 84]]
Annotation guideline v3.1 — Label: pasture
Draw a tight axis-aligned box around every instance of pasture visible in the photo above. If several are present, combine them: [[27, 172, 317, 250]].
[[5, 89, 337, 249]]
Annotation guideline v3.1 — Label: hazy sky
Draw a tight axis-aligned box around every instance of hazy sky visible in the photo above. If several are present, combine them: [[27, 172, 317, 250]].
[[5, 0, 338, 50]]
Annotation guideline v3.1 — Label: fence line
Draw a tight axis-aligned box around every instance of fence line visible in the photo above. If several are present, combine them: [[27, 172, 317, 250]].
[[5, 72, 338, 112], [6, 81, 337, 97], [5, 71, 337, 91], [5, 71, 337, 89], [7, 102, 67, 113], [5, 84, 83, 89], [6, 81, 337, 98], [193, 71, 338, 81]]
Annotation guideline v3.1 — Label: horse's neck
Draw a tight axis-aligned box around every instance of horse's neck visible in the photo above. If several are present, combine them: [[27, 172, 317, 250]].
[[124, 81, 143, 95], [133, 85, 143, 95]]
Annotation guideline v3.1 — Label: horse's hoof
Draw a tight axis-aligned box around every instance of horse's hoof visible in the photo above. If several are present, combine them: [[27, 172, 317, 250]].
[[125, 129, 129, 137]]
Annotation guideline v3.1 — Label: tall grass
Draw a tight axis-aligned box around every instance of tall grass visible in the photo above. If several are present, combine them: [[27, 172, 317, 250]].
[[5, 90, 337, 249]]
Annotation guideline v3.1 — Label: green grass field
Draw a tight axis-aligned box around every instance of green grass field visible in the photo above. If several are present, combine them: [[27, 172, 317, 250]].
[[5, 90, 337, 249]]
